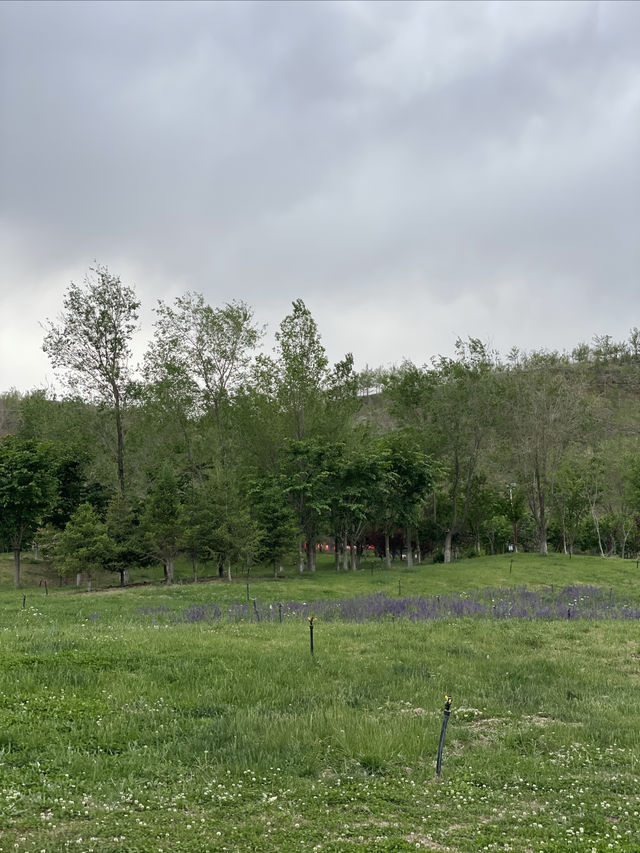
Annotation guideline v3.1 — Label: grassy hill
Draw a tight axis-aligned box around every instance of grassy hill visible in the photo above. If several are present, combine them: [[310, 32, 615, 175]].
[[0, 554, 639, 851]]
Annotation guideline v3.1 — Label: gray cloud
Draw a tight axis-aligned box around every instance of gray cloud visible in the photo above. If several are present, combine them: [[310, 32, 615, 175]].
[[1, 0, 639, 391]]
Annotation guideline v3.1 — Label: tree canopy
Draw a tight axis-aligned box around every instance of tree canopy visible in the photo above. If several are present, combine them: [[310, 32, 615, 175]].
[[3, 272, 640, 585]]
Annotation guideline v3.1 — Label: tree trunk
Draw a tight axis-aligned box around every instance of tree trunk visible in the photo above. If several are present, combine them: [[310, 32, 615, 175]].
[[384, 532, 391, 570], [334, 536, 340, 571], [226, 554, 232, 582], [443, 530, 453, 564], [165, 558, 174, 585], [306, 537, 316, 572], [444, 453, 460, 566], [342, 534, 349, 572], [192, 556, 198, 582], [591, 508, 605, 558], [13, 548, 20, 588], [113, 391, 125, 495], [298, 538, 305, 573], [406, 526, 413, 568], [535, 468, 548, 556], [350, 537, 357, 571]]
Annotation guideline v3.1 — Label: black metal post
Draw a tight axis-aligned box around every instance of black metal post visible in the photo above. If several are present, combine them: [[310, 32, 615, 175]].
[[436, 695, 452, 777], [308, 616, 315, 656], [22, 594, 26, 609], [253, 599, 259, 622]]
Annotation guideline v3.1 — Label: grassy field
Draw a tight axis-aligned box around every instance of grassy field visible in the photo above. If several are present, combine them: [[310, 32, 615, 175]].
[[0, 553, 639, 852]]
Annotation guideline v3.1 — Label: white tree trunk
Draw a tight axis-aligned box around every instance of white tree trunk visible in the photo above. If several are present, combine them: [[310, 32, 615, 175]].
[[443, 531, 452, 564]]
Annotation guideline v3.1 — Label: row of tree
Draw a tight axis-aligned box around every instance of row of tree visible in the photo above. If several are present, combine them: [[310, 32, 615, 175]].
[[1, 265, 640, 586]]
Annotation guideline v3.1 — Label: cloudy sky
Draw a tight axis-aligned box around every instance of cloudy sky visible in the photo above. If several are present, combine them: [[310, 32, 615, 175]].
[[1, 0, 639, 393]]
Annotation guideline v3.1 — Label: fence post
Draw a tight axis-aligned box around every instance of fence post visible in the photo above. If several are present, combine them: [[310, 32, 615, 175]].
[[308, 616, 315, 656], [436, 695, 452, 777]]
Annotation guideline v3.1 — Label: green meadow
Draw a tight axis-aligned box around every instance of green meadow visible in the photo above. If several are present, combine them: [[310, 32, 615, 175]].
[[1, 554, 639, 852]]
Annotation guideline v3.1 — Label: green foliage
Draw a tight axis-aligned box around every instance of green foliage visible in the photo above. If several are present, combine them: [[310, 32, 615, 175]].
[[140, 463, 184, 583], [0, 435, 57, 585], [57, 502, 114, 579], [249, 473, 298, 575], [146, 292, 262, 417], [41, 265, 140, 402], [42, 265, 140, 495], [21, 282, 640, 578]]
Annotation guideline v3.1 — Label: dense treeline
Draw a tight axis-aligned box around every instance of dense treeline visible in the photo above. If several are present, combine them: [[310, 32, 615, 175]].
[[1, 266, 640, 586]]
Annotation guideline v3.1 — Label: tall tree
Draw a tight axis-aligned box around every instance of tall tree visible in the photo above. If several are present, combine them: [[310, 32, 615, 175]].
[[57, 502, 114, 586], [105, 493, 149, 586], [249, 473, 298, 577], [385, 339, 496, 562], [257, 299, 331, 442], [42, 265, 140, 494], [283, 437, 339, 572], [0, 435, 56, 586], [500, 352, 589, 555], [140, 463, 183, 585], [146, 294, 262, 431], [251, 300, 357, 569]]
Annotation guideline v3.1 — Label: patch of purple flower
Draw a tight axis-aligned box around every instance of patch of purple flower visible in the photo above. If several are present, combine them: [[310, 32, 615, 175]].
[[148, 584, 640, 625]]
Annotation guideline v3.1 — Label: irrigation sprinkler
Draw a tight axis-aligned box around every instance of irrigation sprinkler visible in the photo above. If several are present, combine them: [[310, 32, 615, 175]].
[[436, 695, 452, 777], [308, 616, 315, 656]]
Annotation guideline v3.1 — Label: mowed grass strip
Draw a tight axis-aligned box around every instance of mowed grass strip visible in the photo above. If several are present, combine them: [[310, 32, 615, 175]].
[[0, 555, 639, 851]]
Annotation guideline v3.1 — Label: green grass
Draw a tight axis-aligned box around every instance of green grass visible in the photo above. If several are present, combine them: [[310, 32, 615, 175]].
[[0, 554, 639, 851]]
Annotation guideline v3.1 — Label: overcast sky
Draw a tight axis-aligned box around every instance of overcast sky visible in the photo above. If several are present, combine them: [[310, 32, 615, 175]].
[[1, 0, 639, 393]]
